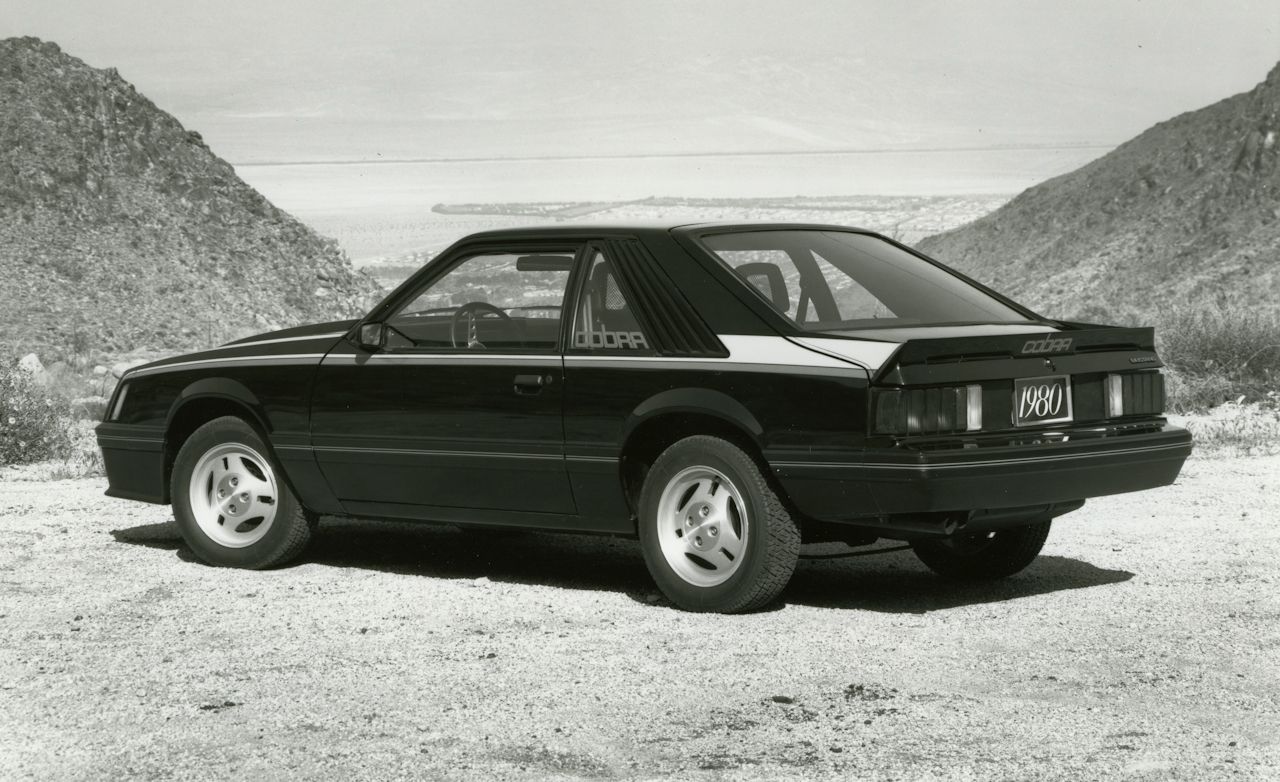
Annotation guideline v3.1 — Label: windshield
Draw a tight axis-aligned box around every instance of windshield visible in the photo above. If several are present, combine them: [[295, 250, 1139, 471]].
[[700, 230, 1032, 332]]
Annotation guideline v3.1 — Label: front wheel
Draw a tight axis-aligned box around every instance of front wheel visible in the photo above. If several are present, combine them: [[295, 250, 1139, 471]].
[[638, 436, 800, 613], [170, 416, 315, 569], [911, 521, 1051, 580]]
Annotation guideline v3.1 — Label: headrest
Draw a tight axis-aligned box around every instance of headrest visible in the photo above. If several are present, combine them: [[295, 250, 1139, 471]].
[[735, 262, 789, 313]]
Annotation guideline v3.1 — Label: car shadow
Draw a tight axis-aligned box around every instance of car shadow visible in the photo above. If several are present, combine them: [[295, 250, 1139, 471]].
[[109, 519, 1134, 614], [785, 550, 1134, 613]]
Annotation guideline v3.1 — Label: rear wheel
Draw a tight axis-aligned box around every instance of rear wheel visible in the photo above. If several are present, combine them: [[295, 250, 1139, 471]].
[[170, 416, 314, 569], [911, 521, 1051, 580], [638, 435, 799, 613]]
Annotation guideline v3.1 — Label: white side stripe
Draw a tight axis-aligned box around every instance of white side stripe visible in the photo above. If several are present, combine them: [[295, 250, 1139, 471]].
[[127, 354, 327, 377], [224, 332, 345, 348], [717, 335, 861, 370], [124, 335, 886, 378], [788, 337, 902, 372]]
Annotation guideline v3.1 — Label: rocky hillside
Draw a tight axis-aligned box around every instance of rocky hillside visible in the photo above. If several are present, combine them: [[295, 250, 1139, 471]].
[[917, 62, 1280, 323], [0, 37, 380, 359]]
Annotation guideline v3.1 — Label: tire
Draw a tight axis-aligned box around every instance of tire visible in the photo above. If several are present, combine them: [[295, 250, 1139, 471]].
[[638, 435, 800, 613], [170, 416, 314, 569], [911, 521, 1051, 580]]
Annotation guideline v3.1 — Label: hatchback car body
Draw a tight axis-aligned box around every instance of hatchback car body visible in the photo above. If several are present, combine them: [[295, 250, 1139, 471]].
[[97, 222, 1192, 612]]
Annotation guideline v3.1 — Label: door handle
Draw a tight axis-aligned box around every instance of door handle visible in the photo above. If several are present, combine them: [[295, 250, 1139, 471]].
[[513, 373, 554, 394]]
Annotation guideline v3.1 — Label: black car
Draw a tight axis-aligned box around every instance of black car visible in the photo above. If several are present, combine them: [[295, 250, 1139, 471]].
[[97, 222, 1192, 612]]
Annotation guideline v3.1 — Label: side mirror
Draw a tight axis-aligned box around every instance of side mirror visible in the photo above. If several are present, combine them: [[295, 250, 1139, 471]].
[[356, 322, 386, 351]]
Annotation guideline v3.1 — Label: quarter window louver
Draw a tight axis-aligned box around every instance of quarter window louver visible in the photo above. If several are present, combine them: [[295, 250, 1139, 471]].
[[603, 239, 727, 357]]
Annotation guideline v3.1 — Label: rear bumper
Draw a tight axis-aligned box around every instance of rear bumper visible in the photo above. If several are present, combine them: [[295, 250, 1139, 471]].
[[96, 423, 167, 504], [772, 422, 1192, 520]]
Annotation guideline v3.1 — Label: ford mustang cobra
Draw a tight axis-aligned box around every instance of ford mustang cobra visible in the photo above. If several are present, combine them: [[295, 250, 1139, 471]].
[[96, 223, 1192, 613]]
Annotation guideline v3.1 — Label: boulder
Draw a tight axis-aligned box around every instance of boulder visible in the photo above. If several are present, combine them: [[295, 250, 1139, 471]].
[[110, 359, 146, 378], [17, 353, 46, 380]]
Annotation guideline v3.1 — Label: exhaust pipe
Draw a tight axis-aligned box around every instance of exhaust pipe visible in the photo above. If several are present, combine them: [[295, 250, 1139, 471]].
[[874, 513, 962, 538]]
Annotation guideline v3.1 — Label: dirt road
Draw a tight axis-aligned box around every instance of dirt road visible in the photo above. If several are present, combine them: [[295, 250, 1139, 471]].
[[2, 455, 1277, 780]]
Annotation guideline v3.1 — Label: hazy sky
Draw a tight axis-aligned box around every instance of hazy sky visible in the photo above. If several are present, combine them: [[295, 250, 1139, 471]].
[[6, 0, 1279, 164]]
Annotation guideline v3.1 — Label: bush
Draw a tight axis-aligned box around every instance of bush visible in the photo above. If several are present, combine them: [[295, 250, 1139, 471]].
[[1170, 395, 1280, 456], [0, 359, 74, 465], [1153, 304, 1280, 413]]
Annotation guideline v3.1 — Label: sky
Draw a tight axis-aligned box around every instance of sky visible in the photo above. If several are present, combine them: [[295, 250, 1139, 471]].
[[4, 1, 1279, 214], [6, 0, 1278, 161]]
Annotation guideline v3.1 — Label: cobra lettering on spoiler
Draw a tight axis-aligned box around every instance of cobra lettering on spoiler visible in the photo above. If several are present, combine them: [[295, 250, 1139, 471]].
[[1021, 336, 1073, 354]]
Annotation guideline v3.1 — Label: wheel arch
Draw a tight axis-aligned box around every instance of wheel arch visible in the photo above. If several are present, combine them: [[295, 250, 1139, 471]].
[[617, 388, 771, 519], [162, 379, 272, 501]]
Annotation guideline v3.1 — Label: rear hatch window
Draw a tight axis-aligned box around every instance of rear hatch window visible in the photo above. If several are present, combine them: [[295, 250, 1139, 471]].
[[699, 229, 1036, 333]]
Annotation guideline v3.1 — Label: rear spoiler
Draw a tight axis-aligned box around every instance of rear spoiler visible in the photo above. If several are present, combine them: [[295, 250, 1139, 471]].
[[876, 327, 1160, 385]]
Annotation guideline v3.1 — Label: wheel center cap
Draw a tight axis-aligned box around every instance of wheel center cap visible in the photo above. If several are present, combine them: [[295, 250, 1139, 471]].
[[690, 522, 719, 550], [217, 475, 244, 514]]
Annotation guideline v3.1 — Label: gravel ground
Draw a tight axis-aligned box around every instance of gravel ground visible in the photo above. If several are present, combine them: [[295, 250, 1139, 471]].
[[1, 455, 1277, 781]]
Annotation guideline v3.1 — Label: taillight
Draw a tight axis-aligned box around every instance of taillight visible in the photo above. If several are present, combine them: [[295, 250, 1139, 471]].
[[1104, 372, 1165, 418], [874, 384, 983, 435]]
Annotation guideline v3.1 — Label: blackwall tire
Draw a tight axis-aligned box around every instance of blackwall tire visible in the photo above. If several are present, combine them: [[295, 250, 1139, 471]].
[[638, 435, 799, 613], [911, 521, 1051, 580], [170, 416, 314, 569]]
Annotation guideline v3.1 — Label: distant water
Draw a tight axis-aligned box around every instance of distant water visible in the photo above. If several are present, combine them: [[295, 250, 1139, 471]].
[[236, 146, 1110, 216]]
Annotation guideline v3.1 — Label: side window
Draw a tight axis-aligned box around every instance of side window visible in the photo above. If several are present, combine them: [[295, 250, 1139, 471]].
[[571, 249, 652, 352], [385, 251, 574, 351]]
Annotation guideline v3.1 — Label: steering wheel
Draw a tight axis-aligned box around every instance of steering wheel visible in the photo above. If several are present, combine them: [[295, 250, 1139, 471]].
[[450, 301, 511, 348]]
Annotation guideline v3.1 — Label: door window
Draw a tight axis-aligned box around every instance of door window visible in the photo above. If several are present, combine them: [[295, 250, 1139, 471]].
[[385, 251, 575, 351]]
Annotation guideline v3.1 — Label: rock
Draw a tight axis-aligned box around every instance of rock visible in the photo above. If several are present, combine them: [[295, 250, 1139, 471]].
[[17, 353, 45, 377], [770, 695, 795, 704], [110, 359, 146, 378], [92, 365, 107, 376]]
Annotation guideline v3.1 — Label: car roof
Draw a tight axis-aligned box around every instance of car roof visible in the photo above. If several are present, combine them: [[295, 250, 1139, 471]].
[[458, 220, 876, 241]]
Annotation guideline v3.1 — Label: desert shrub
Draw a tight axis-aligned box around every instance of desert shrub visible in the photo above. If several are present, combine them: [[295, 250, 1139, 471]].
[[1171, 395, 1280, 456], [1153, 303, 1280, 413], [0, 359, 74, 465]]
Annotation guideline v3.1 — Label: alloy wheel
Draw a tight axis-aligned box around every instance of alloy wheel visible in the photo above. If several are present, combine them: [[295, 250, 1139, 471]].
[[187, 443, 279, 548], [655, 466, 749, 587]]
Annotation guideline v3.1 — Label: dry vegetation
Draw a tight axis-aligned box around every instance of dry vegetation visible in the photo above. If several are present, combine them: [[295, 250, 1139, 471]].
[[1156, 303, 1280, 413], [0, 360, 101, 478], [1150, 303, 1280, 455]]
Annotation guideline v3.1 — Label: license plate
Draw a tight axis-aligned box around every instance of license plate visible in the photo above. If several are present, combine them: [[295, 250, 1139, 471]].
[[1012, 375, 1073, 427]]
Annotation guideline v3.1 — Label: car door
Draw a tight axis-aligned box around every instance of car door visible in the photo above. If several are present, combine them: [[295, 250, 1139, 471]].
[[308, 243, 582, 520]]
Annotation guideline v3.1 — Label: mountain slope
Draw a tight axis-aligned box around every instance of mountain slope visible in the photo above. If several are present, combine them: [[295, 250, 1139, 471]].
[[916, 62, 1280, 322], [0, 37, 380, 359]]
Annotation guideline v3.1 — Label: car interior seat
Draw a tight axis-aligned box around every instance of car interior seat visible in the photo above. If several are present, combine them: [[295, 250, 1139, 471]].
[[734, 262, 790, 314]]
